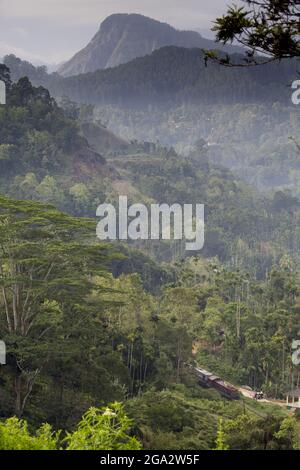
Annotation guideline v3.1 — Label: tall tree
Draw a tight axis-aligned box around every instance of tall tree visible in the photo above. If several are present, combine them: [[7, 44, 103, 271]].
[[0, 195, 113, 416]]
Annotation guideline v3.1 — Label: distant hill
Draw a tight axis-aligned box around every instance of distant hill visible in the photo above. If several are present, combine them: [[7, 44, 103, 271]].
[[4, 47, 298, 110], [58, 13, 242, 77], [54, 47, 297, 108]]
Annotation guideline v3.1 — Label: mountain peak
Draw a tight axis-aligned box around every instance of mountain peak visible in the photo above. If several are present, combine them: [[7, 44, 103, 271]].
[[58, 13, 241, 77], [101, 13, 163, 23]]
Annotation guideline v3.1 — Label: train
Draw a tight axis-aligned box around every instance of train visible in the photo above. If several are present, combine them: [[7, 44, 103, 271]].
[[189, 365, 240, 400]]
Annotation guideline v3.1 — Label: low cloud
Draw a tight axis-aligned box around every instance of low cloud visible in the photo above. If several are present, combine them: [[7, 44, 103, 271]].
[[0, 41, 72, 65], [1, 0, 233, 28]]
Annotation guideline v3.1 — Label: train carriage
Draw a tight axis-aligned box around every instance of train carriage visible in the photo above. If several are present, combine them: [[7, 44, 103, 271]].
[[190, 365, 240, 400]]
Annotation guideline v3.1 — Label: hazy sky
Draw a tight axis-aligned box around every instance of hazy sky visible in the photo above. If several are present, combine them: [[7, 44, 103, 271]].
[[0, 0, 235, 64]]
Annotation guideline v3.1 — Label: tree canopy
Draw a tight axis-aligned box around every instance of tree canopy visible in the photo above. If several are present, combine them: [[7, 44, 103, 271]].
[[212, 0, 300, 65]]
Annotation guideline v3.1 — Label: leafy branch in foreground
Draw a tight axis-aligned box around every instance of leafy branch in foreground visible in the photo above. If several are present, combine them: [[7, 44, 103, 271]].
[[206, 1, 300, 67], [65, 403, 141, 450], [0, 403, 141, 450]]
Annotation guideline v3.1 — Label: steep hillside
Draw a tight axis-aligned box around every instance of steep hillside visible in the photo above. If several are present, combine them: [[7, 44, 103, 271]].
[[0, 67, 116, 214], [58, 13, 242, 76], [81, 121, 130, 155]]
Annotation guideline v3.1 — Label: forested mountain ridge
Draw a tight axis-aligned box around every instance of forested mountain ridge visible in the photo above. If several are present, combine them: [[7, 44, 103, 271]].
[[0, 69, 112, 178], [13, 44, 297, 197], [5, 48, 298, 108], [58, 47, 297, 107], [4, 52, 300, 197], [2, 66, 300, 277], [58, 13, 242, 77]]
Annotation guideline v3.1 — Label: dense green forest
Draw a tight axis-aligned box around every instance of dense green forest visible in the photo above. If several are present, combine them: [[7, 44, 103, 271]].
[[1, 67, 300, 274], [1, 59, 300, 450], [5, 53, 300, 197], [4, 48, 299, 107]]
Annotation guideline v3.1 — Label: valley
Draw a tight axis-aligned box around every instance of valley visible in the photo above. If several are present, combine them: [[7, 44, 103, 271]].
[[1, 5, 300, 451]]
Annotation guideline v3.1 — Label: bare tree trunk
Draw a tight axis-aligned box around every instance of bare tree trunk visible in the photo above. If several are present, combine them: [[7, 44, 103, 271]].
[[14, 374, 22, 417], [176, 340, 181, 383]]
